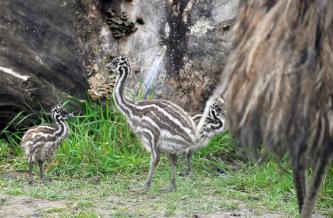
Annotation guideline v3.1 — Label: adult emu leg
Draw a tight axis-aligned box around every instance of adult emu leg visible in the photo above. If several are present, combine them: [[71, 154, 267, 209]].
[[301, 146, 333, 218], [292, 146, 307, 212]]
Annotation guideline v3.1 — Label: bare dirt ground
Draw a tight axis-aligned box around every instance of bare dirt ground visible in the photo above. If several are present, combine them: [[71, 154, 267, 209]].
[[0, 195, 66, 218], [0, 194, 285, 218]]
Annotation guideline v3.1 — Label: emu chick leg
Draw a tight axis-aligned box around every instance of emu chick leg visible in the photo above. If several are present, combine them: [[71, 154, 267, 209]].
[[38, 160, 44, 183], [143, 151, 160, 192], [161, 154, 177, 192], [181, 151, 193, 177], [28, 162, 34, 185]]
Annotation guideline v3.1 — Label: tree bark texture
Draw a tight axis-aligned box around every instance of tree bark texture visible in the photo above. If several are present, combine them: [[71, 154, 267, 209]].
[[0, 0, 238, 130]]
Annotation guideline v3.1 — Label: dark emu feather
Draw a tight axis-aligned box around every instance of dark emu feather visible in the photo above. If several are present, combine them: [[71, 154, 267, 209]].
[[212, 1, 333, 217]]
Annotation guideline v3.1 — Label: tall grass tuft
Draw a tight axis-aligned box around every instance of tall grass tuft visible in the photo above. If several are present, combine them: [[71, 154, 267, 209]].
[[50, 99, 149, 178], [0, 98, 235, 178]]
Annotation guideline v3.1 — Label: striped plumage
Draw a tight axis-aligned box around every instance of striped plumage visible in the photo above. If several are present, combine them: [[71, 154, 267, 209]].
[[106, 56, 197, 192], [21, 104, 73, 184], [183, 97, 226, 176], [196, 97, 225, 146]]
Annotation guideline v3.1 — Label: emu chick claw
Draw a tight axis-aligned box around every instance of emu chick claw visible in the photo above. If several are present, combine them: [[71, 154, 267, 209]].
[[159, 184, 176, 193]]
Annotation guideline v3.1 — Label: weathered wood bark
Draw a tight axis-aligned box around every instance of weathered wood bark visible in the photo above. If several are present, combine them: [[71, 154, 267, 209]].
[[0, 0, 89, 129], [96, 0, 239, 113], [0, 0, 238, 130]]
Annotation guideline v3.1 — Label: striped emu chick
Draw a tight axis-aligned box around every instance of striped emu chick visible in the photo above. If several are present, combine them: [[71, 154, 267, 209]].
[[21, 105, 73, 184], [106, 56, 197, 192], [183, 97, 226, 176], [215, 1, 333, 217], [195, 97, 226, 146]]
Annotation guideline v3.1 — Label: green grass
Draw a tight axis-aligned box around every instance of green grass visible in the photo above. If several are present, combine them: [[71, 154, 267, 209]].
[[0, 99, 332, 217]]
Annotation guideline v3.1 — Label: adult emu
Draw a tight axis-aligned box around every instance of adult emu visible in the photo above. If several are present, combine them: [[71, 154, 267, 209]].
[[210, 1, 333, 217]]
